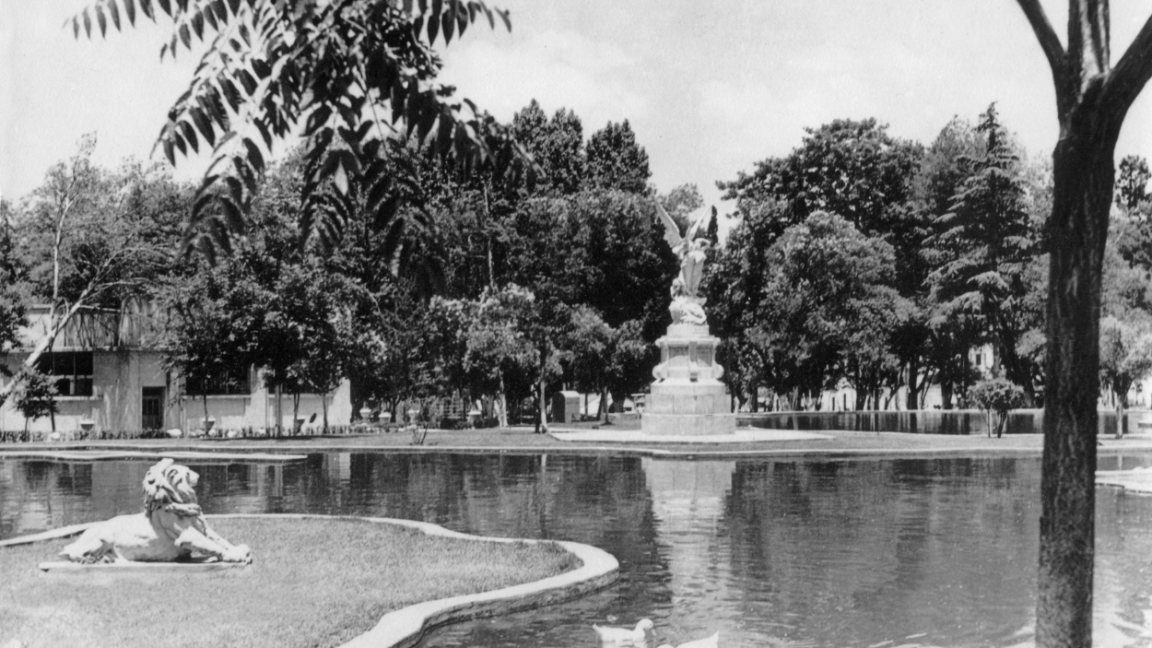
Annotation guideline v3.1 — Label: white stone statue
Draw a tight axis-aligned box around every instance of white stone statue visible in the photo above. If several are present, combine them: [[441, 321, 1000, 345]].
[[655, 202, 711, 299], [60, 458, 251, 564], [656, 202, 713, 325]]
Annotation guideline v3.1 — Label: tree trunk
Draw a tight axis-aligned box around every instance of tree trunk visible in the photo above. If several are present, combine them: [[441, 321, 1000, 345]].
[[941, 380, 954, 411], [906, 357, 921, 410], [537, 377, 547, 434], [275, 382, 283, 436], [1037, 122, 1116, 648]]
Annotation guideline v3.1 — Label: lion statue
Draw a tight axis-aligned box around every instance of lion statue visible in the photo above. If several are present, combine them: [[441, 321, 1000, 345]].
[[60, 458, 251, 564]]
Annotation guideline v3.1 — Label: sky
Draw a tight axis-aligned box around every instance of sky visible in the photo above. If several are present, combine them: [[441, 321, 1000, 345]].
[[3, 0, 1152, 229]]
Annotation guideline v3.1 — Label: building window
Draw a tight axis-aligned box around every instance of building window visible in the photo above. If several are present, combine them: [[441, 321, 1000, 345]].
[[185, 365, 250, 396], [36, 352, 94, 397]]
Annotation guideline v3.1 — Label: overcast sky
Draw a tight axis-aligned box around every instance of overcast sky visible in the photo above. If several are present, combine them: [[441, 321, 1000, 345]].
[[3, 0, 1152, 222]]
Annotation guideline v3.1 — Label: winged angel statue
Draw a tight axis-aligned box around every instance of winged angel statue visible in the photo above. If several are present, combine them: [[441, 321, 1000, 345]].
[[655, 202, 712, 325]]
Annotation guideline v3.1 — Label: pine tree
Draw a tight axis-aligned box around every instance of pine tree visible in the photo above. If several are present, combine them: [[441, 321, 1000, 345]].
[[927, 103, 1043, 399]]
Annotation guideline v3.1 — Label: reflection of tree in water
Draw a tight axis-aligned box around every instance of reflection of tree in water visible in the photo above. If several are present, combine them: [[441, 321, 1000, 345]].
[[723, 458, 1037, 646], [1094, 489, 1152, 645]]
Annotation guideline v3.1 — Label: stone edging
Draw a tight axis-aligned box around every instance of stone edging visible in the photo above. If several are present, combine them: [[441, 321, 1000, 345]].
[[1, 514, 619, 648], [0, 450, 306, 462]]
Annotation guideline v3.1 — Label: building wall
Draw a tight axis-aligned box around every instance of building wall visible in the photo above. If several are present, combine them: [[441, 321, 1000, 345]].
[[1, 350, 352, 433], [174, 371, 352, 433]]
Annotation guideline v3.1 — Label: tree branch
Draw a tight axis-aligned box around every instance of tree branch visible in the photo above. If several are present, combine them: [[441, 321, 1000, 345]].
[[1015, 0, 1071, 114], [1103, 12, 1152, 114]]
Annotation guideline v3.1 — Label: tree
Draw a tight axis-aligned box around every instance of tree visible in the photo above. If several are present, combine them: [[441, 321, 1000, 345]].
[[1116, 154, 1150, 211], [512, 100, 585, 195], [967, 377, 1026, 438], [926, 104, 1045, 401], [467, 284, 564, 432], [0, 137, 181, 405], [0, 199, 30, 406], [1098, 316, 1152, 437], [914, 117, 987, 408], [158, 263, 265, 430], [262, 261, 353, 431], [73, 0, 525, 267], [705, 206, 719, 244], [1014, 1, 1152, 644], [10, 370, 58, 434], [718, 118, 927, 407], [585, 120, 651, 194]]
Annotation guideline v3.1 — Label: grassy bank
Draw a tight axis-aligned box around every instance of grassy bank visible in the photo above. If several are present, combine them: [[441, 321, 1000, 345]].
[[0, 517, 579, 648]]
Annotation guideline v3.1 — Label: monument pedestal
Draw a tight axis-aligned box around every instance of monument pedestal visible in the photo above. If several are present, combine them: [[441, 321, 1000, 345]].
[[642, 322, 736, 436]]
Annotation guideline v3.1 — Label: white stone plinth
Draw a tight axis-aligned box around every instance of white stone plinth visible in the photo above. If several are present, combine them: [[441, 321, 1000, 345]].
[[642, 322, 736, 436]]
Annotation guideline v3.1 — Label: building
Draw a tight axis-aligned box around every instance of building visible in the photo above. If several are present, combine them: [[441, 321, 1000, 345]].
[[0, 303, 351, 434]]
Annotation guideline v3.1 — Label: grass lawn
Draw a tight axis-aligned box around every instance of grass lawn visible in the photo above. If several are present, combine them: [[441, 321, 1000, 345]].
[[0, 517, 580, 648]]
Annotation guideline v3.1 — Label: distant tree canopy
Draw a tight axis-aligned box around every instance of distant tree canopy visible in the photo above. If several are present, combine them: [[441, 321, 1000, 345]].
[[706, 107, 1148, 417]]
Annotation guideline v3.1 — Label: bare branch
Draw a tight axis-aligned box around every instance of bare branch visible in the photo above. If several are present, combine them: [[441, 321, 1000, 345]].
[[1103, 12, 1152, 114], [1016, 0, 1071, 114]]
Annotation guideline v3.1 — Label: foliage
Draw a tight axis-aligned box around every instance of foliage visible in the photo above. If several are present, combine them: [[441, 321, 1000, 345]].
[[715, 118, 928, 408], [966, 377, 1026, 438], [72, 0, 527, 268], [1117, 155, 1150, 211], [718, 118, 924, 274], [712, 210, 909, 409], [925, 104, 1045, 401], [157, 262, 265, 408], [511, 100, 585, 195], [585, 120, 651, 194], [1, 137, 186, 405], [0, 199, 29, 391], [11, 370, 59, 429], [1098, 316, 1152, 408]]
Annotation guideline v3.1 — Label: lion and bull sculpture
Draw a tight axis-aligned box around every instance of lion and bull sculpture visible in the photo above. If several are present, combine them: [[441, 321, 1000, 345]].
[[60, 458, 252, 565]]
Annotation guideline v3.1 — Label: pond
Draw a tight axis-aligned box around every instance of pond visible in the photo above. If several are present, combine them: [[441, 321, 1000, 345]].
[[3, 452, 1152, 647]]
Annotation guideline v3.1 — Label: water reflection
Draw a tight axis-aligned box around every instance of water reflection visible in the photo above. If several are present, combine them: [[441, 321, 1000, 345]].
[[2, 454, 1151, 647]]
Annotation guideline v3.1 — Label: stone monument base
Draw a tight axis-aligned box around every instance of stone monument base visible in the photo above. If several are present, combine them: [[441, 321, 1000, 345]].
[[642, 319, 736, 436], [641, 412, 737, 436]]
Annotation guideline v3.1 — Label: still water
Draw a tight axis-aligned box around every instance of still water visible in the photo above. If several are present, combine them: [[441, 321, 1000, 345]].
[[2, 453, 1152, 647]]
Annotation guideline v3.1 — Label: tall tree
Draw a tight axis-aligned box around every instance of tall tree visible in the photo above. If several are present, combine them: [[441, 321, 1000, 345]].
[[1014, 2, 1152, 644], [512, 100, 586, 195], [1116, 154, 1150, 210], [0, 138, 181, 405], [585, 120, 651, 194], [719, 119, 927, 407], [926, 104, 1045, 400], [0, 199, 29, 404]]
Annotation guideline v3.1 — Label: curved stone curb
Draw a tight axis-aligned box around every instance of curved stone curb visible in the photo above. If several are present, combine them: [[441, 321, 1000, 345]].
[[206, 514, 619, 648], [0, 450, 306, 462], [549, 428, 831, 444]]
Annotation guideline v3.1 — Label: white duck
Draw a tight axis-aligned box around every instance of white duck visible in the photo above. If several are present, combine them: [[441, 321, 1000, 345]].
[[592, 618, 654, 644], [656, 631, 720, 648]]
